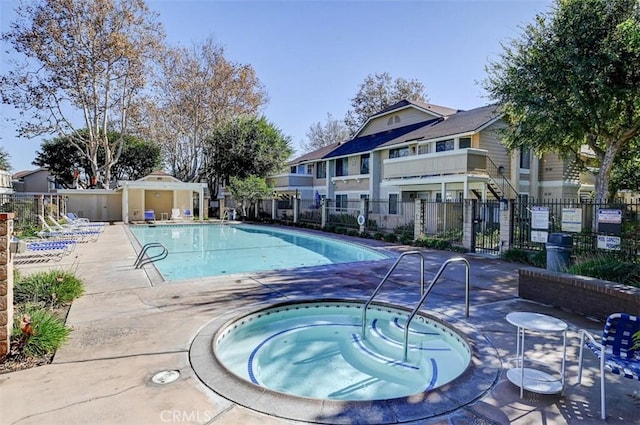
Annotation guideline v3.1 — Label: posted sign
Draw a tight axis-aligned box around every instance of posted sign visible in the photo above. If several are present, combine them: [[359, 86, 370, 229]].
[[598, 209, 622, 235], [597, 235, 621, 251], [561, 208, 582, 233], [531, 206, 550, 230]]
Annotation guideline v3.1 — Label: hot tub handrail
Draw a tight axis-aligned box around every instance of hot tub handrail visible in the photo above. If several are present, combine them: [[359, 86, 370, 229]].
[[134, 242, 168, 269], [361, 251, 425, 340], [402, 257, 470, 361]]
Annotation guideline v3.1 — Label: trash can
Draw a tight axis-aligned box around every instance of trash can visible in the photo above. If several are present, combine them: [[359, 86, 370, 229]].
[[546, 233, 573, 272]]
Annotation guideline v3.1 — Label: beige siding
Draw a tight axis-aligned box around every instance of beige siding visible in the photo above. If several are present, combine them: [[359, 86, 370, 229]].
[[539, 153, 565, 181], [478, 123, 510, 175], [332, 178, 369, 192], [359, 108, 439, 137]]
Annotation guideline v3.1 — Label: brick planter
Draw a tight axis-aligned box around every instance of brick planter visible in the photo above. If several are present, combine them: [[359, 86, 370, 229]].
[[518, 267, 640, 322]]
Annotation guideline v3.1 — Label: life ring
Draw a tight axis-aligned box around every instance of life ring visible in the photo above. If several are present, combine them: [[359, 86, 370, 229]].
[[357, 214, 366, 226]]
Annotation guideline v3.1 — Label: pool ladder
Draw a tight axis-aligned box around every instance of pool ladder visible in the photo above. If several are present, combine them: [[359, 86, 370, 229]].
[[360, 251, 470, 361], [134, 242, 168, 269]]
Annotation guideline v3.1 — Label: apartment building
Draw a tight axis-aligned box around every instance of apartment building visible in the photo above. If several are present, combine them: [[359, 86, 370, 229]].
[[268, 100, 594, 208]]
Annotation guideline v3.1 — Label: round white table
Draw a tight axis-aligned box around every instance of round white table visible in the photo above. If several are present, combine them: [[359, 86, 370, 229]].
[[505, 312, 568, 397]]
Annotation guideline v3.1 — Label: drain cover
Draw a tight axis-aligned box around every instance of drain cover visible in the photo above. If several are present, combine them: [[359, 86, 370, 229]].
[[151, 370, 180, 385]]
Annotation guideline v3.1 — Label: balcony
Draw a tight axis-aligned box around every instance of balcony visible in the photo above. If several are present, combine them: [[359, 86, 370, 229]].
[[267, 173, 314, 189], [383, 148, 488, 181]]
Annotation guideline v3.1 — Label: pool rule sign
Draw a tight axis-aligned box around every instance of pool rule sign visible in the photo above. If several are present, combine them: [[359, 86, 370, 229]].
[[597, 209, 622, 250], [530, 206, 549, 243]]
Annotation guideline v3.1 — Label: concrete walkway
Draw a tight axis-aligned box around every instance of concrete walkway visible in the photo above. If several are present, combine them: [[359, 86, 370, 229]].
[[1, 223, 639, 425]]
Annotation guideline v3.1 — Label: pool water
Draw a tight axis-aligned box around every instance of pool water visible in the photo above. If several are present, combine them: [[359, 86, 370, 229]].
[[214, 301, 471, 401], [129, 224, 387, 280]]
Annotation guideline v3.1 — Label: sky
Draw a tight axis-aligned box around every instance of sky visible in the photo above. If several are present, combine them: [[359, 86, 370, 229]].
[[0, 0, 553, 172]]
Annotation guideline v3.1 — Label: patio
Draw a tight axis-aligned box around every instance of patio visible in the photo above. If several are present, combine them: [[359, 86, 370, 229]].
[[1, 223, 638, 424]]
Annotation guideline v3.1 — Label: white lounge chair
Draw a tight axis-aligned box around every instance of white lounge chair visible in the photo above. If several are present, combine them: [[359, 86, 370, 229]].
[[171, 208, 181, 220]]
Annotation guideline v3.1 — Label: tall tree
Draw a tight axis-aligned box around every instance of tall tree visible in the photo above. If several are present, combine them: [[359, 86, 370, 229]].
[[137, 37, 268, 184], [344, 72, 428, 134], [203, 116, 292, 197], [301, 113, 350, 153], [0, 147, 11, 171], [484, 0, 640, 202], [33, 131, 161, 188], [1, 0, 164, 189]]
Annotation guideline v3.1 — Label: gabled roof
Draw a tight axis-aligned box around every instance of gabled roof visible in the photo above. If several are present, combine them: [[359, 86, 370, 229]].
[[371, 99, 459, 119], [13, 168, 49, 179], [325, 118, 441, 159], [379, 104, 502, 148], [288, 142, 342, 166]]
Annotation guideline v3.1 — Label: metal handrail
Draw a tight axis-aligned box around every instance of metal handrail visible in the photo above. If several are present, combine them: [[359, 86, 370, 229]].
[[402, 257, 470, 361], [486, 156, 518, 199], [134, 242, 168, 269], [361, 251, 425, 340]]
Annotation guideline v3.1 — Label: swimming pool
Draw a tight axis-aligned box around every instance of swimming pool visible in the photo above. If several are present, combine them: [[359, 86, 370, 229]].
[[129, 224, 388, 280]]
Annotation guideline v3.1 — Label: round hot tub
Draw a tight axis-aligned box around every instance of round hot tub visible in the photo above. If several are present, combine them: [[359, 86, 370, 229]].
[[191, 299, 501, 424]]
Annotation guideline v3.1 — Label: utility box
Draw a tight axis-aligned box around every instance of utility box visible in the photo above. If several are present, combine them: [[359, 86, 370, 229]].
[[546, 233, 573, 272]]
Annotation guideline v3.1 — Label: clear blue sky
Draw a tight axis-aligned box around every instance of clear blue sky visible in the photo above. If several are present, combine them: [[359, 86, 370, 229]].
[[0, 0, 552, 172]]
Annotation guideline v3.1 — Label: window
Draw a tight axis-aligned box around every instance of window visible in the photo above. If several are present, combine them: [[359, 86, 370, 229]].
[[389, 193, 399, 215], [290, 166, 296, 173], [387, 115, 401, 125], [360, 154, 370, 174], [389, 147, 409, 158], [316, 161, 327, 178], [520, 148, 531, 169], [335, 194, 348, 212], [306, 164, 314, 175], [459, 137, 471, 149], [418, 144, 431, 154], [335, 158, 348, 176], [436, 139, 454, 152]]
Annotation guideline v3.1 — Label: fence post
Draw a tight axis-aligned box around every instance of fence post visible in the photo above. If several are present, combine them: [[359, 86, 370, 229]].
[[358, 198, 368, 233], [414, 199, 425, 240], [499, 200, 512, 253], [462, 199, 475, 252], [271, 198, 277, 220], [321, 199, 329, 229], [293, 197, 300, 224], [0, 213, 14, 360]]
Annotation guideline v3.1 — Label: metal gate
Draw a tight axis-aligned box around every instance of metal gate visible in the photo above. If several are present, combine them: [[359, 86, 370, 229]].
[[472, 199, 501, 255]]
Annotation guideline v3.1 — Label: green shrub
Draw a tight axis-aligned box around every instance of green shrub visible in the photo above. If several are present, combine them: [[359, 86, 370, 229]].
[[12, 304, 70, 357], [15, 270, 85, 307], [501, 248, 532, 264], [383, 233, 398, 243], [530, 250, 547, 268], [399, 234, 414, 245], [567, 255, 640, 288]]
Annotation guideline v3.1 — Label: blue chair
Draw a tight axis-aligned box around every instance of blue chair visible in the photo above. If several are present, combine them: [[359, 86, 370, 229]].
[[144, 210, 156, 222], [578, 312, 640, 419]]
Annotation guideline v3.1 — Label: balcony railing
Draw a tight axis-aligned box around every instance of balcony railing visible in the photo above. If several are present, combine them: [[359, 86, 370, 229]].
[[267, 173, 314, 188], [383, 148, 489, 180]]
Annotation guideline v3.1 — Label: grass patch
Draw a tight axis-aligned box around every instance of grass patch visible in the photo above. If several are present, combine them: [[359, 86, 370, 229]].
[[14, 270, 84, 307], [11, 304, 70, 357]]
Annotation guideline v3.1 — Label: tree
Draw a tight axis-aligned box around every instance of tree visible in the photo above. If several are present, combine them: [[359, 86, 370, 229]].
[[137, 37, 268, 184], [484, 0, 640, 202], [203, 116, 292, 197], [301, 113, 350, 153], [0, 147, 11, 171], [344, 72, 428, 134], [609, 138, 640, 196], [33, 131, 161, 188], [227, 175, 273, 218], [1, 0, 164, 189]]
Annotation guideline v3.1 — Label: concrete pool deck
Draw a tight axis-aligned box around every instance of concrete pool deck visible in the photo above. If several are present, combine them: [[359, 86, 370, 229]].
[[1, 222, 639, 424]]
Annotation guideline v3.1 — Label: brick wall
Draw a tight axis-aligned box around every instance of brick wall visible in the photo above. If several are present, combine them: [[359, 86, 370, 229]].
[[519, 267, 640, 322], [0, 213, 15, 358]]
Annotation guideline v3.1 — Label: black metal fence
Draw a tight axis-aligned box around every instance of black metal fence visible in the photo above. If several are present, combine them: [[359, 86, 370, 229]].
[[511, 198, 640, 259], [0, 193, 67, 232]]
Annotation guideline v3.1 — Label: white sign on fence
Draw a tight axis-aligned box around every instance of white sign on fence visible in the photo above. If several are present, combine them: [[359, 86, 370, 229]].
[[561, 208, 582, 232], [597, 235, 621, 251], [531, 230, 548, 243], [531, 206, 550, 230]]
